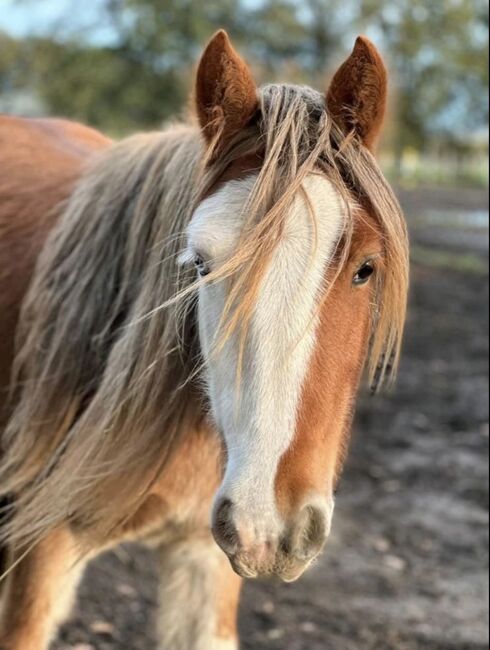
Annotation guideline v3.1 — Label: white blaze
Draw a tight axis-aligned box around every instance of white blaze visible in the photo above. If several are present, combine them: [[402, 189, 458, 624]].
[[183, 174, 344, 537]]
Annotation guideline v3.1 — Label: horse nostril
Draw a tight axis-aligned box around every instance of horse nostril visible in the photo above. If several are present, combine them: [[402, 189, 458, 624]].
[[212, 498, 239, 555], [304, 505, 327, 555], [288, 505, 328, 561]]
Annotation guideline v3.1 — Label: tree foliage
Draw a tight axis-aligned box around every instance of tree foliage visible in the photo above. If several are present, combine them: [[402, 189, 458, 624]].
[[359, 0, 489, 151], [0, 0, 488, 151]]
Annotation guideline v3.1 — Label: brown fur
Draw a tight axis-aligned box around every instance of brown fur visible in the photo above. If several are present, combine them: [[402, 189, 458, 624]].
[[0, 31, 408, 650], [327, 36, 388, 150], [0, 116, 110, 590], [0, 83, 408, 552], [0, 527, 86, 650], [0, 117, 110, 429], [276, 210, 384, 511], [196, 30, 258, 146]]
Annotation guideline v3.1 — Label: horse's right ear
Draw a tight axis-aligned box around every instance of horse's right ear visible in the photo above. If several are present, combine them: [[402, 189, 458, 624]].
[[195, 30, 258, 145]]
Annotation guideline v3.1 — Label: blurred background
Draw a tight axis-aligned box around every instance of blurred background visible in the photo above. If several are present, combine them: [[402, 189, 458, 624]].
[[1, 1, 488, 649]]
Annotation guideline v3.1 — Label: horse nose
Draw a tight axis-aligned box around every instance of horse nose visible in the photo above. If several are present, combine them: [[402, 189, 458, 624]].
[[212, 497, 279, 565], [212, 498, 240, 555], [212, 497, 330, 581], [282, 504, 328, 562]]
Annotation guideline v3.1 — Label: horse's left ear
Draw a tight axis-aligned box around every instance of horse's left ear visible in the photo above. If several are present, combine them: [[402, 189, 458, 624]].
[[327, 36, 388, 151], [196, 30, 258, 146]]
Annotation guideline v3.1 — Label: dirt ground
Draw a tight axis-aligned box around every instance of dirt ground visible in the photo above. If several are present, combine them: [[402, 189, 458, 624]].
[[52, 186, 489, 650]]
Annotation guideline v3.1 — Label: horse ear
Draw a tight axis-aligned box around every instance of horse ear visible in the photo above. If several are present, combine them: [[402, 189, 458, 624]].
[[326, 36, 388, 150], [196, 30, 258, 145]]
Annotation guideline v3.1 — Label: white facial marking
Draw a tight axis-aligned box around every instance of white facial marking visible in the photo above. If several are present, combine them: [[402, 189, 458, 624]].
[[184, 174, 344, 540]]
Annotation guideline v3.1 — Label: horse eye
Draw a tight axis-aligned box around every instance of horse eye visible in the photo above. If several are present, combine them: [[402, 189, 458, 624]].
[[353, 262, 375, 286], [194, 255, 210, 277]]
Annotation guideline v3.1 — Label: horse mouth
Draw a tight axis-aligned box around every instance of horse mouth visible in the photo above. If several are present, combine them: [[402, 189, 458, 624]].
[[226, 547, 319, 583]]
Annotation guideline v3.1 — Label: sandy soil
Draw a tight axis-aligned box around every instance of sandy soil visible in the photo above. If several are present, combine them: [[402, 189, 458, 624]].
[[52, 186, 489, 650]]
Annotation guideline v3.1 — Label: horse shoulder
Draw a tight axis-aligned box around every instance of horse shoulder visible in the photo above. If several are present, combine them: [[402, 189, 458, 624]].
[[0, 115, 111, 426]]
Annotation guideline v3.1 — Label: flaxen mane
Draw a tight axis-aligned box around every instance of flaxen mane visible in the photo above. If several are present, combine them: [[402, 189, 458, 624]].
[[0, 84, 408, 549]]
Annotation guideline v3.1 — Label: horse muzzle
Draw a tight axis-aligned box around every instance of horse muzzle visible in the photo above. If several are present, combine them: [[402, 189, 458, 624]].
[[211, 497, 332, 581]]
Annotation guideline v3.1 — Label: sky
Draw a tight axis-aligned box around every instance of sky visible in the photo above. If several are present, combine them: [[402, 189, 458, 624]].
[[1, 0, 273, 43], [0, 0, 117, 43], [1, 1, 77, 36]]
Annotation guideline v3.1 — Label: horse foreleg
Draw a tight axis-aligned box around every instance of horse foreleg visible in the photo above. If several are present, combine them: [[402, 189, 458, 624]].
[[156, 535, 242, 650], [0, 527, 87, 650]]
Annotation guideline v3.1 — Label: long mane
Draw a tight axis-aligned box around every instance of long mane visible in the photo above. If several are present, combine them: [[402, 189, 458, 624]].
[[0, 85, 408, 548]]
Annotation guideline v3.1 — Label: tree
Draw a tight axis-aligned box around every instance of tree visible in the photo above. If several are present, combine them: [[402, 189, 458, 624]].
[[2, 0, 488, 153], [358, 0, 489, 155]]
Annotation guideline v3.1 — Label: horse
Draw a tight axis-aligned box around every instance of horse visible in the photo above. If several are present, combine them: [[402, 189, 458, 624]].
[[0, 30, 409, 650]]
